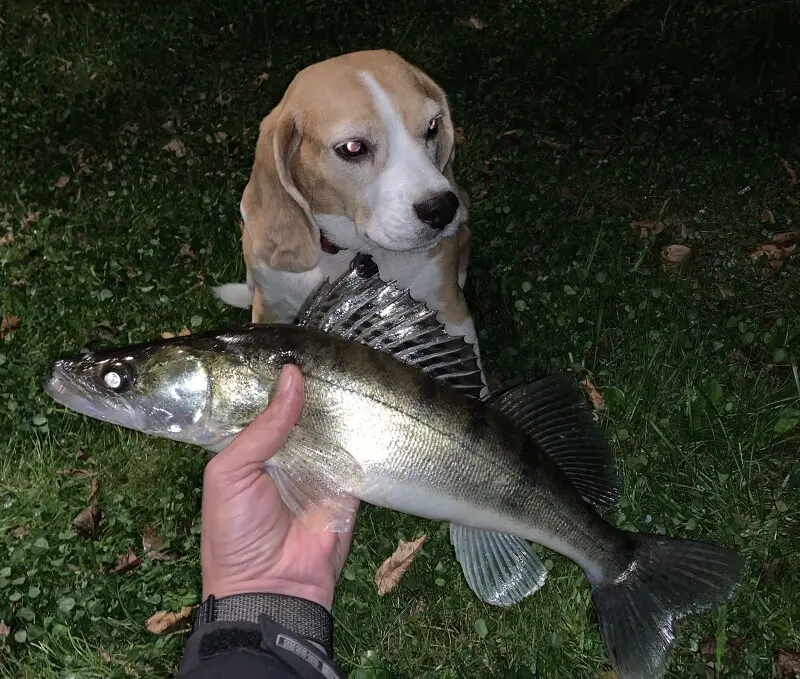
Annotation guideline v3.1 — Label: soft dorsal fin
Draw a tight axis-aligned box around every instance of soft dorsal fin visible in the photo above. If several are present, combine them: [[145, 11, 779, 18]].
[[295, 254, 485, 399], [485, 376, 620, 508]]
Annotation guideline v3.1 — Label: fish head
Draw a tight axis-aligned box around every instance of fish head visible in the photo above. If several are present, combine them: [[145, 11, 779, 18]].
[[44, 340, 226, 445]]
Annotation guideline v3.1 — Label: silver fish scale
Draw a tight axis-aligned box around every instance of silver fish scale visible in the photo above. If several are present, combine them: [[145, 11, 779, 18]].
[[295, 259, 485, 398]]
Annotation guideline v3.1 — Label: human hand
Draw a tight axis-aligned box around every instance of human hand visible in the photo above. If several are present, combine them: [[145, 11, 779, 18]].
[[199, 364, 357, 611]]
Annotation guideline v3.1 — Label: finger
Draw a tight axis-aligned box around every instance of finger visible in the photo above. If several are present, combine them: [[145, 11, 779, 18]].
[[212, 364, 304, 471]]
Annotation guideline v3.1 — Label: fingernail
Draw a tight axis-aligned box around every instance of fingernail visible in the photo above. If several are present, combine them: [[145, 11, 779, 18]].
[[276, 365, 294, 393]]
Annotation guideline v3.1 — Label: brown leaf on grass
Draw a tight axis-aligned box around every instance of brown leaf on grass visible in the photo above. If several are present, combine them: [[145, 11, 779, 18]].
[[750, 242, 797, 272], [0, 231, 13, 245], [12, 279, 26, 288], [374, 535, 428, 595], [541, 138, 570, 152], [89, 477, 100, 506], [0, 315, 21, 339], [56, 468, 93, 478], [12, 525, 28, 539], [161, 331, 176, 339], [161, 120, 177, 134], [99, 649, 112, 662], [411, 599, 426, 615], [179, 243, 196, 260], [773, 649, 800, 679], [76, 149, 91, 176], [214, 130, 228, 142], [661, 244, 692, 271], [757, 557, 784, 589], [559, 186, 578, 201], [580, 377, 606, 410], [0, 620, 9, 639], [772, 230, 800, 245], [142, 524, 169, 561], [73, 505, 101, 539], [145, 607, 194, 634], [718, 286, 734, 299], [598, 672, 617, 679], [760, 207, 776, 224], [178, 327, 191, 336], [39, 12, 52, 25], [781, 159, 797, 190], [163, 139, 186, 158], [453, 127, 465, 145], [253, 72, 269, 87], [111, 548, 142, 574], [494, 129, 523, 154], [55, 175, 70, 188], [469, 16, 488, 29], [20, 211, 40, 228], [631, 220, 664, 238]]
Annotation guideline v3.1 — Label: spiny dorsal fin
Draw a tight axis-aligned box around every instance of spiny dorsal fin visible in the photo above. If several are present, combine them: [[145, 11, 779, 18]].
[[296, 254, 485, 399], [485, 376, 620, 508]]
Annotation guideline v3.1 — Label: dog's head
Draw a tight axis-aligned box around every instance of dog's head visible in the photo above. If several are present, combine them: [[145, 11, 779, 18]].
[[241, 50, 469, 273]]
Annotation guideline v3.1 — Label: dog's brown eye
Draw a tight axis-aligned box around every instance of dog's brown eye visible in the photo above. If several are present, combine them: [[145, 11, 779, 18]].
[[426, 117, 440, 140], [336, 140, 367, 159]]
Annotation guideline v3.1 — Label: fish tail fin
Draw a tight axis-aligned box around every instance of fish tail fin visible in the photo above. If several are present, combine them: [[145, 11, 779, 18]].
[[213, 283, 252, 309], [591, 534, 744, 679]]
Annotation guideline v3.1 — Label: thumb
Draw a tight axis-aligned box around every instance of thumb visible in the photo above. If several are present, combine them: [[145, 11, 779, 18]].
[[212, 364, 305, 471]]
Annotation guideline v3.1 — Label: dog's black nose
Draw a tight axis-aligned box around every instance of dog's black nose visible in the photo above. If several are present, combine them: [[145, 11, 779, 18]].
[[413, 191, 459, 230]]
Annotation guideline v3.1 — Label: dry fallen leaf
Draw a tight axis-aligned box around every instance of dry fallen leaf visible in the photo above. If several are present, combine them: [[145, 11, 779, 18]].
[[718, 286, 734, 299], [73, 505, 101, 539], [145, 607, 194, 634], [631, 219, 664, 238], [99, 649, 112, 662], [0, 620, 9, 639], [179, 243, 196, 260], [178, 327, 191, 336], [214, 130, 228, 142], [142, 524, 168, 560], [254, 72, 269, 86], [541, 138, 570, 152], [580, 377, 606, 410], [468, 15, 488, 29], [89, 477, 100, 506], [20, 211, 40, 228], [55, 175, 70, 189], [163, 139, 186, 158], [773, 648, 800, 679], [661, 244, 692, 271], [0, 231, 13, 245], [0, 315, 21, 339], [760, 207, 776, 224], [161, 331, 175, 339], [750, 242, 797, 272], [781, 159, 797, 189], [772, 230, 800, 245], [374, 535, 428, 595], [12, 525, 28, 539], [453, 127, 465, 145], [111, 548, 142, 574], [161, 120, 177, 134]]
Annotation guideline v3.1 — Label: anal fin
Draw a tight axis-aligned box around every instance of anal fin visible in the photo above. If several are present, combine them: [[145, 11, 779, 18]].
[[266, 425, 362, 533], [450, 524, 547, 607], [485, 376, 620, 508]]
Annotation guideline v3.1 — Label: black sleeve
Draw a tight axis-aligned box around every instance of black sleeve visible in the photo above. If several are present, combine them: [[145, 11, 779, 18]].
[[176, 600, 347, 679]]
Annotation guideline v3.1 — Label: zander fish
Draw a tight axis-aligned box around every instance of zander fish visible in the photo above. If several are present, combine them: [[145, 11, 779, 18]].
[[44, 255, 743, 679]]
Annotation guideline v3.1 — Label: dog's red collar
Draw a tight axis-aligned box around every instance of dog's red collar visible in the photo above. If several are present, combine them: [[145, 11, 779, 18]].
[[320, 232, 340, 255]]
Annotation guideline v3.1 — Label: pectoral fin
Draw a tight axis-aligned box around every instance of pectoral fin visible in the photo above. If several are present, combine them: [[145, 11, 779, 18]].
[[265, 425, 362, 533], [450, 524, 547, 606]]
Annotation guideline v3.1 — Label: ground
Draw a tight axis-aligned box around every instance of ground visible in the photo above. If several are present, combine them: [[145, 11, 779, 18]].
[[1, 1, 799, 677]]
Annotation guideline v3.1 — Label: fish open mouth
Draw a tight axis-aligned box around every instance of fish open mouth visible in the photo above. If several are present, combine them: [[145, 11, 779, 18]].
[[44, 361, 138, 429]]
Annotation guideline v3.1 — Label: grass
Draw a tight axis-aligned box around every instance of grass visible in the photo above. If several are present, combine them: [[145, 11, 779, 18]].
[[1, 0, 799, 677]]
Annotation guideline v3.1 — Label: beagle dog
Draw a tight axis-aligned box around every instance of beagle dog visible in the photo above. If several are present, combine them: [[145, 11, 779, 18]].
[[215, 50, 483, 366]]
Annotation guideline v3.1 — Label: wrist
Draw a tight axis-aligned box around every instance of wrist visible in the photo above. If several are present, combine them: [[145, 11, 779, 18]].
[[203, 575, 334, 611]]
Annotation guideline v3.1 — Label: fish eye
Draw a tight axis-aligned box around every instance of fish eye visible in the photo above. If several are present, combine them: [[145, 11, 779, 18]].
[[335, 139, 368, 160], [101, 362, 135, 393]]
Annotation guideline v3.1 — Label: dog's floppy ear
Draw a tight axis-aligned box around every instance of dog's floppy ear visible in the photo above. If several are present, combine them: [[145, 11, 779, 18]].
[[240, 103, 319, 273]]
